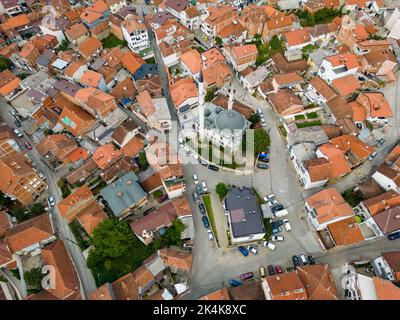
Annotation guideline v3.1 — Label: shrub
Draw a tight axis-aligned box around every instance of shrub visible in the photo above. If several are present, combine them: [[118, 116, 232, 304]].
[[216, 183, 230, 201]]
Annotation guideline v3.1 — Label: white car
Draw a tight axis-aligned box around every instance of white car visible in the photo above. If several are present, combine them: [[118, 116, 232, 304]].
[[48, 196, 55, 207], [201, 181, 208, 192], [193, 173, 199, 184], [178, 137, 184, 147], [260, 118, 267, 127], [184, 146, 191, 155], [263, 193, 276, 202], [263, 241, 276, 251], [247, 245, 258, 255], [207, 229, 214, 241], [283, 219, 292, 232], [38, 172, 46, 181], [13, 129, 23, 138], [271, 235, 284, 242], [368, 152, 377, 161], [193, 153, 199, 160]]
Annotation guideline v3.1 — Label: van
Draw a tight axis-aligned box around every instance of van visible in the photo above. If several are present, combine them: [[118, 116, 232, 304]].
[[259, 266, 266, 280], [300, 254, 308, 265], [274, 209, 288, 217], [238, 246, 248, 257]]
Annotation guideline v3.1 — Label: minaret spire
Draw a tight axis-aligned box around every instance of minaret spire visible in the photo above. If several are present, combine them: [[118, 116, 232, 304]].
[[198, 70, 205, 141], [228, 82, 234, 110]]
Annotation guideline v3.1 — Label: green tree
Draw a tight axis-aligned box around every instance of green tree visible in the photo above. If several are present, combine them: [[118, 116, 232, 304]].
[[138, 151, 149, 170], [270, 35, 282, 51], [248, 113, 261, 128], [29, 203, 44, 217], [153, 189, 163, 199], [215, 36, 223, 46], [253, 128, 270, 155], [90, 219, 136, 259], [0, 56, 11, 72], [157, 219, 186, 248], [56, 39, 70, 52], [24, 268, 44, 289], [205, 88, 216, 102], [215, 183, 230, 201]]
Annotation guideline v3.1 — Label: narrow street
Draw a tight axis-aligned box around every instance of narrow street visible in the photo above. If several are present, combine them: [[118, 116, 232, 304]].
[[0, 97, 97, 299]]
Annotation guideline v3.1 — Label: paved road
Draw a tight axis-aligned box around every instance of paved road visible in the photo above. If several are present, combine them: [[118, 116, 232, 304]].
[[0, 98, 97, 299]]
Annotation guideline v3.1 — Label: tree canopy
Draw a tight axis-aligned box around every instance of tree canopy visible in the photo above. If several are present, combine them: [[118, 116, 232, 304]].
[[216, 183, 230, 201], [253, 128, 270, 155]]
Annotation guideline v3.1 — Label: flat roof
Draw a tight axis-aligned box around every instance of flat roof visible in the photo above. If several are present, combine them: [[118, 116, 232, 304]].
[[225, 186, 265, 238]]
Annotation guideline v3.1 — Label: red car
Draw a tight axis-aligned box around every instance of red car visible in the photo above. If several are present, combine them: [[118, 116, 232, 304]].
[[24, 141, 32, 150], [275, 265, 283, 274]]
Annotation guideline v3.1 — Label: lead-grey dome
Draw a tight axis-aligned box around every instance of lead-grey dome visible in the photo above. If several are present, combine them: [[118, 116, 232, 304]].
[[214, 110, 246, 132]]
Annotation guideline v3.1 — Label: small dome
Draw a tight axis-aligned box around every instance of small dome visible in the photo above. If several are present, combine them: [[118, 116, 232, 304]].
[[214, 110, 246, 133]]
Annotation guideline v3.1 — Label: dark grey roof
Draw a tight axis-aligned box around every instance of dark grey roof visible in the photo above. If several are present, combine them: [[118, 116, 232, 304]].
[[151, 11, 174, 25], [36, 49, 55, 67], [214, 109, 246, 132], [54, 79, 82, 97], [27, 88, 46, 104], [90, 58, 106, 71], [164, 0, 189, 12], [225, 186, 265, 238], [100, 172, 147, 217], [56, 16, 70, 30]]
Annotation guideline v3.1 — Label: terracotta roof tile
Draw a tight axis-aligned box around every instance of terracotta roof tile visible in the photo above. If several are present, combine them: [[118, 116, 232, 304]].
[[309, 77, 336, 101], [180, 49, 201, 75], [363, 190, 400, 216], [331, 75, 360, 96], [373, 277, 400, 300], [121, 51, 145, 75], [77, 36, 102, 58], [266, 271, 307, 300], [200, 287, 230, 300], [120, 136, 145, 158], [64, 23, 88, 40], [327, 216, 364, 246], [170, 77, 197, 108], [356, 92, 393, 119], [92, 143, 123, 169]]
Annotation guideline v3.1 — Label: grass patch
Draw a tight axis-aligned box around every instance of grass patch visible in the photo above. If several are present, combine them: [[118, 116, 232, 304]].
[[295, 114, 305, 120], [278, 125, 287, 137], [101, 34, 126, 48], [342, 188, 364, 207], [301, 43, 319, 59], [296, 120, 321, 128], [263, 218, 272, 241], [57, 177, 71, 198], [145, 57, 156, 64], [252, 188, 265, 205], [202, 194, 219, 245], [306, 112, 318, 119], [69, 220, 90, 250], [304, 103, 318, 110], [365, 120, 374, 131]]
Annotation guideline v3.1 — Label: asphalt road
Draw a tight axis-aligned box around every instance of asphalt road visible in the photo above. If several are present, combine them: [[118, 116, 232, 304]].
[[0, 98, 97, 299]]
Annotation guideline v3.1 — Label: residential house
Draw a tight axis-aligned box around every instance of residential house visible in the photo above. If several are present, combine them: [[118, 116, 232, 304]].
[[305, 188, 355, 231], [359, 48, 397, 83], [180, 6, 200, 31], [180, 49, 202, 79], [0, 124, 20, 159], [63, 60, 88, 83], [224, 186, 265, 244], [337, 16, 369, 53], [240, 65, 269, 94], [74, 87, 117, 118], [170, 77, 198, 112], [303, 0, 340, 13], [131, 202, 177, 245], [164, 0, 190, 20], [39, 16, 68, 44], [271, 52, 308, 75], [36, 134, 78, 171], [58, 100, 96, 137], [272, 72, 304, 93], [317, 53, 360, 84], [105, 0, 127, 14], [0, 153, 46, 205], [304, 76, 337, 105], [365, 206, 400, 239], [111, 119, 139, 148], [283, 29, 312, 51], [147, 11, 175, 31], [326, 216, 365, 247], [358, 190, 400, 218], [217, 20, 247, 45], [100, 171, 147, 219], [331, 75, 361, 97], [356, 92, 393, 126], [57, 185, 107, 235], [202, 61, 232, 89], [200, 288, 231, 300], [80, 0, 110, 31], [372, 252, 400, 282], [77, 36, 103, 60], [64, 23, 91, 46], [267, 89, 304, 119], [0, 70, 20, 101], [79, 70, 107, 92], [121, 14, 150, 54], [263, 271, 307, 300], [200, 4, 236, 38], [111, 77, 137, 107], [372, 165, 400, 192], [5, 214, 55, 255], [223, 44, 257, 72]]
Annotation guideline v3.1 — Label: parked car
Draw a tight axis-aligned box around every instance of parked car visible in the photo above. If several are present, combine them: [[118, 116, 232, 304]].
[[272, 226, 282, 234], [178, 137, 184, 147], [193, 192, 200, 204], [202, 35, 209, 41], [376, 138, 385, 148], [239, 272, 254, 281], [267, 265, 275, 276], [38, 172, 46, 181], [10, 110, 16, 117], [193, 153, 199, 160], [299, 254, 308, 265], [274, 209, 289, 218], [388, 231, 400, 240], [292, 255, 300, 268], [202, 216, 210, 228], [258, 157, 269, 163], [198, 203, 206, 215], [271, 204, 284, 214], [229, 279, 242, 287], [24, 141, 32, 150], [247, 245, 258, 255], [200, 159, 208, 167], [259, 152, 269, 158], [260, 118, 266, 126], [263, 241, 275, 250], [256, 108, 263, 115], [157, 194, 168, 203], [271, 235, 284, 242], [308, 255, 316, 265], [14, 119, 21, 127], [263, 193, 275, 202], [13, 128, 23, 138], [238, 246, 249, 257], [48, 196, 55, 207], [271, 220, 284, 228], [208, 164, 219, 172], [368, 151, 378, 161], [275, 265, 283, 274], [201, 181, 208, 192], [283, 219, 292, 231], [257, 163, 269, 169], [259, 266, 266, 280], [193, 173, 199, 184], [207, 229, 214, 241], [195, 185, 202, 194]]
